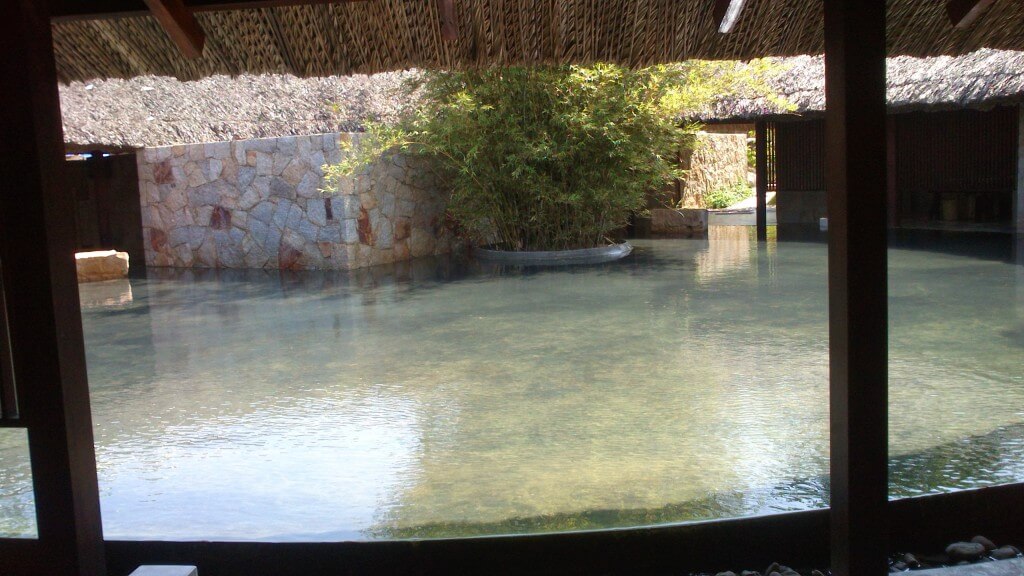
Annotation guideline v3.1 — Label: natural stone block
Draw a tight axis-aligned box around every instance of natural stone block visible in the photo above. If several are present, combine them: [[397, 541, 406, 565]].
[[357, 208, 373, 245], [394, 217, 411, 241], [219, 157, 238, 184], [76, 250, 129, 282], [273, 154, 292, 176], [233, 141, 247, 164], [375, 218, 394, 250], [270, 177, 294, 199], [308, 151, 326, 176], [339, 195, 361, 217], [277, 136, 297, 155], [282, 158, 307, 185], [341, 219, 359, 244], [237, 167, 257, 189], [297, 172, 320, 199], [360, 193, 377, 210], [197, 238, 217, 267], [153, 161, 174, 185], [210, 206, 232, 230], [204, 141, 231, 159], [207, 158, 223, 180], [393, 240, 410, 261], [298, 219, 319, 243], [251, 201, 274, 224], [255, 152, 273, 176], [193, 205, 213, 226], [307, 198, 327, 226], [188, 184, 220, 206], [186, 164, 208, 188], [318, 224, 341, 243], [278, 241, 303, 270], [649, 208, 708, 236], [247, 138, 277, 153]]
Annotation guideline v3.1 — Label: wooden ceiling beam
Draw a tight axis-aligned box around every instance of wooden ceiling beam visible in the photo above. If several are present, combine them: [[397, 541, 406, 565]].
[[437, 0, 458, 42], [946, 0, 996, 29], [51, 0, 368, 23], [142, 0, 205, 58], [713, 0, 748, 33]]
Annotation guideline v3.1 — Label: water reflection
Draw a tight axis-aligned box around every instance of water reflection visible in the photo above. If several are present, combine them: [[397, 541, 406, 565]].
[[0, 231, 1020, 541]]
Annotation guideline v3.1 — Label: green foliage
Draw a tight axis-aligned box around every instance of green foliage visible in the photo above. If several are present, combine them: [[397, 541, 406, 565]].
[[704, 180, 753, 209], [323, 61, 788, 251]]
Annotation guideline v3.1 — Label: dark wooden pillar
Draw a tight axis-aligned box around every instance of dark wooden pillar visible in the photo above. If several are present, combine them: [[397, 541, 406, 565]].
[[823, 1, 889, 575], [755, 121, 769, 241], [886, 117, 898, 228], [0, 2, 106, 575]]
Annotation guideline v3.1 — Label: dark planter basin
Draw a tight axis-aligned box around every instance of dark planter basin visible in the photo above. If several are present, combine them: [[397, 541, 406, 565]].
[[473, 242, 633, 266]]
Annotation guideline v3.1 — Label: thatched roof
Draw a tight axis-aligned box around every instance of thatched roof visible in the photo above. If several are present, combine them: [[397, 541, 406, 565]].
[[59, 71, 419, 152], [52, 1, 1024, 83], [705, 48, 1024, 121], [59, 48, 1024, 151]]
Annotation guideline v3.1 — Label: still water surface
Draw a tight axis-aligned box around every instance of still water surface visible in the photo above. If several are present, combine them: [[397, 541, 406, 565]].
[[1, 229, 1023, 540]]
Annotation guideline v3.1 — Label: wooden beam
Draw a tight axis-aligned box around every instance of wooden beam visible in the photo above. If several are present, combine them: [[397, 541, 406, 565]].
[[823, 0, 889, 575], [755, 121, 768, 241], [2, 1, 106, 575], [713, 0, 747, 33], [946, 0, 996, 29], [437, 0, 458, 42], [142, 0, 206, 58]]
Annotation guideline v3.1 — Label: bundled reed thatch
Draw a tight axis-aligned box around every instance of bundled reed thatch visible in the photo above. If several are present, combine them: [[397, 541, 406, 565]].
[[52, 0, 1024, 83], [703, 48, 1024, 121], [60, 70, 420, 152], [59, 48, 1024, 151]]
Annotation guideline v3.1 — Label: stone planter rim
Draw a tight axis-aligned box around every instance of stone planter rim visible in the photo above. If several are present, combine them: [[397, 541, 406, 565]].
[[473, 242, 633, 265]]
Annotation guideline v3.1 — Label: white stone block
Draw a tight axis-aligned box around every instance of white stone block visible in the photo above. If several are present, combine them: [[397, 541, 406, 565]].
[[128, 566, 197, 576], [75, 251, 129, 283]]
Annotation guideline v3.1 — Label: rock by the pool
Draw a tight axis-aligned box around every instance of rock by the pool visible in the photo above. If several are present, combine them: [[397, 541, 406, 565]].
[[971, 535, 997, 551], [75, 250, 129, 282], [991, 545, 1021, 560], [945, 541, 986, 562]]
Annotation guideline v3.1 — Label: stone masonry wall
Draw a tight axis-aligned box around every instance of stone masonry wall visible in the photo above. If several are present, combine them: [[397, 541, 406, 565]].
[[137, 133, 455, 270], [679, 132, 750, 208]]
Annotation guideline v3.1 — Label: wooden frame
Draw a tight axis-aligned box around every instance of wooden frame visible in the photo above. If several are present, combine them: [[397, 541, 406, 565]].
[[3, 0, 1021, 575], [142, 0, 206, 58], [823, 1, 889, 575], [947, 0, 996, 29], [713, 0, 748, 33], [2, 2, 106, 575], [755, 120, 769, 241]]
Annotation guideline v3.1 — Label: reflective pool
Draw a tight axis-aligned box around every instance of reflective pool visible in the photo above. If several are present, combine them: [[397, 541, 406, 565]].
[[1, 229, 1022, 541]]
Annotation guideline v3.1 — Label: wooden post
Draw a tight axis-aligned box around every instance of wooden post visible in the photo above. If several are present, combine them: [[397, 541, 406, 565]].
[[0, 1, 106, 575], [823, 1, 889, 575], [755, 121, 769, 241], [886, 117, 898, 228], [1016, 104, 1024, 234]]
